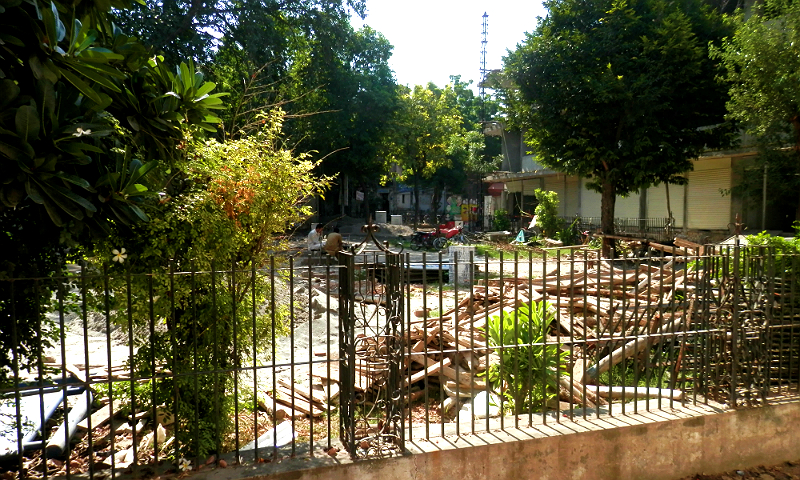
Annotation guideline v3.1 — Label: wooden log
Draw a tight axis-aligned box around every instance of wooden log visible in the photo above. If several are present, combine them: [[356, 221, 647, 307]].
[[558, 376, 595, 409], [439, 364, 487, 389], [648, 241, 690, 257], [674, 237, 703, 255], [585, 385, 683, 401], [258, 394, 296, 420], [583, 315, 685, 382], [76, 404, 114, 431], [277, 378, 329, 408], [405, 357, 451, 386], [272, 386, 324, 417]]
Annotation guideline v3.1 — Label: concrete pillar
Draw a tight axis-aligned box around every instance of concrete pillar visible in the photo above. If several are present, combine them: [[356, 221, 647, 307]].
[[449, 245, 475, 286]]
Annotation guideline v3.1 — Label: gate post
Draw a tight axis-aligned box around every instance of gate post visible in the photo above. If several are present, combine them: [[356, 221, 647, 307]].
[[338, 251, 356, 455], [384, 251, 405, 451], [338, 249, 405, 458]]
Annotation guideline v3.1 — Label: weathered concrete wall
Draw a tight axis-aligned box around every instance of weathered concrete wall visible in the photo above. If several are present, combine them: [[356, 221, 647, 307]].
[[202, 401, 800, 480]]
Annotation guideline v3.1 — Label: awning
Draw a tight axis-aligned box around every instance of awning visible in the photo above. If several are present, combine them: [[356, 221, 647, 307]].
[[488, 182, 506, 197]]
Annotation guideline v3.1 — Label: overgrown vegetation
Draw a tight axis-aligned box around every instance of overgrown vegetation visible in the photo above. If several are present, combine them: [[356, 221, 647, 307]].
[[83, 112, 326, 458], [534, 189, 560, 238], [492, 209, 511, 231], [484, 302, 566, 414]]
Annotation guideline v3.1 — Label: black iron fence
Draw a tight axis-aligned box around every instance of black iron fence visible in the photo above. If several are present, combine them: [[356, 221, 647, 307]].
[[560, 216, 673, 242], [1, 243, 798, 479]]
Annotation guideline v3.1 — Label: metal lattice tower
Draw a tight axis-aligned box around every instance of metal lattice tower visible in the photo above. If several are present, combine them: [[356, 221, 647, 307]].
[[480, 12, 488, 123]]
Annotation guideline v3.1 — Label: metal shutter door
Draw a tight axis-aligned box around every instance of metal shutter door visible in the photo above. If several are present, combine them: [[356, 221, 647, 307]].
[[686, 169, 731, 229], [647, 183, 685, 228]]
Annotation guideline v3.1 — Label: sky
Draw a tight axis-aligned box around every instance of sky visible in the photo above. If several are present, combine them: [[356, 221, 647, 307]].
[[350, 0, 548, 92]]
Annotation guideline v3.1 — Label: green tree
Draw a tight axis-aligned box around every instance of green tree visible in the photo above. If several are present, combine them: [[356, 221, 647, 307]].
[[712, 0, 800, 220], [426, 77, 502, 217], [0, 0, 224, 384], [279, 25, 400, 217], [504, 0, 733, 254], [113, 0, 366, 68], [84, 111, 329, 457], [382, 85, 464, 224]]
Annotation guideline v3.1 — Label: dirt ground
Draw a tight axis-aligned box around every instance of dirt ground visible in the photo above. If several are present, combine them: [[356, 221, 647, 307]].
[[676, 461, 800, 480]]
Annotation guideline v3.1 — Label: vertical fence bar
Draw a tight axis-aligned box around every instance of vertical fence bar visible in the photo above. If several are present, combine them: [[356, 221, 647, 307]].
[[438, 250, 445, 439], [338, 252, 355, 457], [306, 257, 313, 455], [270, 256, 278, 458], [540, 250, 546, 426], [731, 241, 741, 407]]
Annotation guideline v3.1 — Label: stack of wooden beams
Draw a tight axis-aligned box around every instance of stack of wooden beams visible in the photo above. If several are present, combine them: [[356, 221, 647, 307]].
[[262, 256, 696, 419]]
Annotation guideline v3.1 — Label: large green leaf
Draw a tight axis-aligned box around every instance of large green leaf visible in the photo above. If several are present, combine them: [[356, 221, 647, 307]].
[[78, 47, 125, 63], [36, 78, 56, 124], [122, 183, 147, 195], [49, 182, 97, 212], [51, 0, 65, 42], [59, 68, 103, 104], [195, 81, 216, 97], [63, 61, 122, 93], [0, 80, 20, 109], [0, 139, 32, 161], [15, 105, 40, 143], [53, 171, 92, 190], [126, 159, 157, 185]]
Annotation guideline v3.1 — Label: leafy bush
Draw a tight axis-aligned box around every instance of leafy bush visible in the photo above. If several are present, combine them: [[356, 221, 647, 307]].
[[0, 0, 224, 386], [534, 189, 560, 238], [484, 302, 565, 413], [84, 111, 328, 458], [492, 209, 511, 231]]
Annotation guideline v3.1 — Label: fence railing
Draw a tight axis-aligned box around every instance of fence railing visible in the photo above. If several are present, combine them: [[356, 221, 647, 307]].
[[1, 243, 798, 478], [560, 216, 673, 242]]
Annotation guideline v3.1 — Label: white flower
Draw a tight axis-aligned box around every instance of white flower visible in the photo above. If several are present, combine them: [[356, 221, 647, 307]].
[[72, 127, 92, 137], [111, 248, 128, 263], [177, 458, 191, 472]]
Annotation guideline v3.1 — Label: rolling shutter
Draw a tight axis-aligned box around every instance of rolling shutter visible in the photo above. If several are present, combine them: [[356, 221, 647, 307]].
[[686, 169, 731, 229], [615, 193, 641, 219], [647, 183, 685, 228], [581, 181, 602, 218]]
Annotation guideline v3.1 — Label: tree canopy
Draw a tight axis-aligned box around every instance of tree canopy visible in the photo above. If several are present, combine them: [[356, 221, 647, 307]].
[[503, 0, 733, 247], [382, 84, 465, 223], [713, 0, 800, 143], [711, 0, 800, 222]]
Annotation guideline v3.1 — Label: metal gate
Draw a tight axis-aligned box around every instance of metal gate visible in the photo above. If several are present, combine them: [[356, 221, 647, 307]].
[[338, 242, 405, 458]]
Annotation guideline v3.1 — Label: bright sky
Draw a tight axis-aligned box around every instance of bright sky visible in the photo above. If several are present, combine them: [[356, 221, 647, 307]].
[[350, 0, 548, 92]]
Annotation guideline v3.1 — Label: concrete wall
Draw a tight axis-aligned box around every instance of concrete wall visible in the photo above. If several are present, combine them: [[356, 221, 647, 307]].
[[211, 401, 800, 480]]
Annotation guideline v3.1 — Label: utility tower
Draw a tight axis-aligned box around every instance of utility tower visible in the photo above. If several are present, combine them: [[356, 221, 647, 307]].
[[480, 12, 488, 123]]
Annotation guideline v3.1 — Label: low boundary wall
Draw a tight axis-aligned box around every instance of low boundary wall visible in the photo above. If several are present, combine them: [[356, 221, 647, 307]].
[[200, 400, 800, 480]]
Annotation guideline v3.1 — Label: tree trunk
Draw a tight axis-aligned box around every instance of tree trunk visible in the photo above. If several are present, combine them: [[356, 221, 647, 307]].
[[431, 185, 440, 223], [792, 116, 800, 221], [413, 174, 421, 229], [601, 179, 616, 258]]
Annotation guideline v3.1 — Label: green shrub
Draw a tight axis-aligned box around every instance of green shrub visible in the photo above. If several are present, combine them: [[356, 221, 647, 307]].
[[484, 302, 566, 413], [534, 189, 560, 238], [492, 209, 511, 231]]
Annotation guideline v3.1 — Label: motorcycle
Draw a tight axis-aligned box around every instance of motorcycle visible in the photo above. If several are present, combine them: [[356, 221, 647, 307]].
[[409, 229, 446, 250], [438, 224, 466, 244]]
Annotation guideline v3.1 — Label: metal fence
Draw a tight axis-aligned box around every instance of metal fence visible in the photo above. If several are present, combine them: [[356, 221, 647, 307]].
[[1, 242, 799, 479], [560, 216, 673, 242]]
